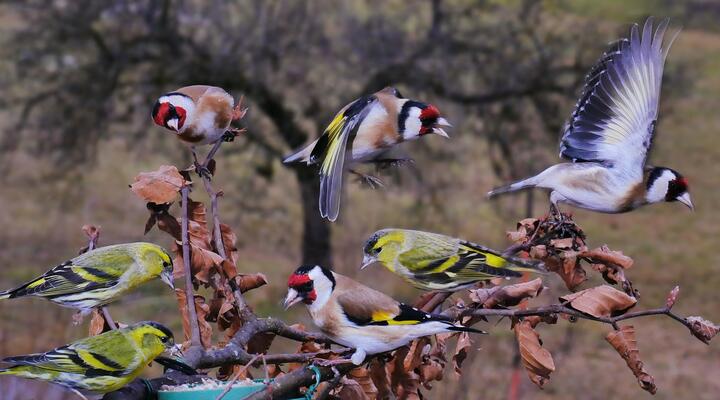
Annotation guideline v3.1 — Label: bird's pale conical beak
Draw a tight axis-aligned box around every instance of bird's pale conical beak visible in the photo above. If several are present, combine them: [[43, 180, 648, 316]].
[[166, 118, 179, 132], [283, 289, 302, 310], [677, 192, 694, 211], [161, 270, 175, 289], [436, 117, 452, 127], [360, 254, 376, 270], [433, 118, 451, 138]]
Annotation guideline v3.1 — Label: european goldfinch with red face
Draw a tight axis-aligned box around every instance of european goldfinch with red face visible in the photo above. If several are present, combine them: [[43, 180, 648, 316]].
[[283, 265, 482, 365], [283, 87, 451, 221], [151, 85, 246, 165], [488, 18, 693, 214]]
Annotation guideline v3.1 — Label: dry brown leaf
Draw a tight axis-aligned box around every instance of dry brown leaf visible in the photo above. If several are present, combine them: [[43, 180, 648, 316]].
[[605, 326, 656, 394], [561, 285, 637, 318], [418, 357, 444, 390], [469, 278, 545, 309], [348, 367, 379, 399], [336, 378, 369, 400], [579, 246, 634, 269], [237, 273, 268, 293], [452, 332, 472, 376], [541, 254, 587, 291], [130, 165, 188, 204], [369, 358, 392, 400], [686, 316, 719, 344], [247, 332, 276, 355], [175, 289, 213, 349], [220, 259, 239, 281], [88, 309, 107, 336], [220, 223, 239, 266], [550, 237, 574, 249], [403, 338, 431, 371], [515, 319, 555, 388], [172, 241, 224, 284], [187, 199, 207, 226], [388, 346, 422, 400]]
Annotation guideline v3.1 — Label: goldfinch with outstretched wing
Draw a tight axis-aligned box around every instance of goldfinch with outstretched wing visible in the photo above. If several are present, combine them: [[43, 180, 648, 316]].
[[283, 265, 483, 365], [0, 321, 178, 398], [361, 229, 545, 291], [488, 18, 693, 214], [0, 243, 174, 312], [283, 87, 451, 221]]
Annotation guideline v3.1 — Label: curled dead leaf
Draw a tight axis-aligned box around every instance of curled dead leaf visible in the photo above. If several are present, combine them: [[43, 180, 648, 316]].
[[130, 165, 188, 204], [175, 289, 213, 349], [220, 223, 239, 266], [515, 319, 555, 388], [542, 253, 587, 291], [336, 378, 369, 400], [605, 326, 656, 394], [469, 278, 545, 309], [348, 367, 379, 399], [579, 246, 634, 269], [452, 331, 472, 376], [88, 309, 107, 336], [368, 358, 392, 400], [237, 273, 268, 293], [561, 285, 637, 318], [686, 316, 719, 344]]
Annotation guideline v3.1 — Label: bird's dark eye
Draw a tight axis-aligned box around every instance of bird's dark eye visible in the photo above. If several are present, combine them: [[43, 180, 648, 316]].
[[374, 246, 382, 255], [160, 336, 169, 343], [295, 282, 313, 293]]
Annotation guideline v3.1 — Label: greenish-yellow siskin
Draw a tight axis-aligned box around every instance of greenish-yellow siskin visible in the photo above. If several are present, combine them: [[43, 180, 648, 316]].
[[0, 243, 174, 312], [362, 229, 545, 291], [0, 321, 175, 397]]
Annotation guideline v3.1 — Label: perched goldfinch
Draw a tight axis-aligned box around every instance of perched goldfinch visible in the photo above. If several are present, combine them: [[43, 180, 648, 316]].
[[361, 229, 545, 291], [283, 87, 451, 221], [0, 321, 176, 399], [0, 243, 174, 312], [283, 265, 483, 365], [151, 85, 245, 170], [488, 19, 693, 214]]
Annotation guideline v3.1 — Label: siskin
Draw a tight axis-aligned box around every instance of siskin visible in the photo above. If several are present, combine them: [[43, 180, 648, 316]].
[[361, 229, 545, 291], [0, 321, 179, 399], [0, 243, 174, 312]]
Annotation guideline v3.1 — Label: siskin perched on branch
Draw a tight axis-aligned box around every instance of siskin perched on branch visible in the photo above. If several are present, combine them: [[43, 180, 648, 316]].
[[0, 243, 174, 313], [0, 321, 185, 399]]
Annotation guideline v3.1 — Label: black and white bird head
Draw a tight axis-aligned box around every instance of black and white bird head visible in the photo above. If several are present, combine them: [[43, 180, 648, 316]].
[[399, 101, 451, 140], [646, 167, 693, 209], [284, 265, 336, 310], [151, 92, 196, 133]]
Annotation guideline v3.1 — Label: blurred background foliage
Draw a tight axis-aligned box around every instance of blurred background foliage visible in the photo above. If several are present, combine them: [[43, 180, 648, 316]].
[[0, 0, 718, 399]]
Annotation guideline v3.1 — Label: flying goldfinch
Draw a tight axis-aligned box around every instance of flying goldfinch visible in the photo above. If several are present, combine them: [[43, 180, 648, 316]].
[[283, 87, 451, 221], [0, 321, 177, 399], [361, 229, 545, 291], [0, 243, 174, 312], [283, 265, 483, 365], [488, 18, 693, 214]]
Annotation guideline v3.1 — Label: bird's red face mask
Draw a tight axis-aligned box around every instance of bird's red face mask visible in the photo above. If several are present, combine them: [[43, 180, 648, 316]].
[[152, 101, 187, 132], [419, 104, 450, 137], [284, 273, 316, 308]]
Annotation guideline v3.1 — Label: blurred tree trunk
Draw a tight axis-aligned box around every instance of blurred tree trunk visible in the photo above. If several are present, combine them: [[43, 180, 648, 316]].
[[295, 167, 331, 266]]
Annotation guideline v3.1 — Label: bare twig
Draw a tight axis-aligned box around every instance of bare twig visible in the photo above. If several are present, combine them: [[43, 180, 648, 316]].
[[181, 185, 202, 349], [101, 307, 118, 330], [215, 354, 263, 400]]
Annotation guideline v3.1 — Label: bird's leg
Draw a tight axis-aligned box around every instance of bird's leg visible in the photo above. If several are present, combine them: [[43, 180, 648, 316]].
[[101, 306, 118, 330], [191, 147, 212, 178], [70, 388, 89, 400], [372, 157, 415, 171], [350, 169, 384, 189], [231, 96, 248, 121]]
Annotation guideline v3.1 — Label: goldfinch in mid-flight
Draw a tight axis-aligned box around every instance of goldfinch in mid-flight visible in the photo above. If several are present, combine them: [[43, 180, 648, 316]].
[[361, 229, 545, 291], [0, 321, 177, 399], [283, 87, 451, 221], [0, 243, 174, 313], [283, 265, 483, 365], [488, 18, 693, 214]]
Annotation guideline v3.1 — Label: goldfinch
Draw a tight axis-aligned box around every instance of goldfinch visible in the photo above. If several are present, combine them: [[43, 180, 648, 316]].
[[283, 265, 483, 365], [488, 18, 693, 214], [151, 85, 245, 168], [0, 321, 176, 398], [0, 243, 174, 312], [361, 229, 545, 291], [283, 87, 451, 221]]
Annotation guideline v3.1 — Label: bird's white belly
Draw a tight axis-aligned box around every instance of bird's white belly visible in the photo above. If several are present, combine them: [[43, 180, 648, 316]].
[[334, 322, 450, 355]]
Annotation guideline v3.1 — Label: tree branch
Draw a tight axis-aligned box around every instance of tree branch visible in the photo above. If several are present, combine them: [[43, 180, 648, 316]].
[[181, 185, 202, 350]]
